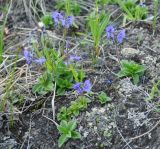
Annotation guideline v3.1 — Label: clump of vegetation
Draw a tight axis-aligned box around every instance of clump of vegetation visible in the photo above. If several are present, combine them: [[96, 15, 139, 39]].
[[55, 0, 81, 16], [32, 72, 54, 95], [117, 0, 148, 24], [147, 80, 160, 101], [41, 14, 54, 28], [1, 0, 160, 148], [57, 120, 81, 147], [89, 10, 110, 58], [117, 60, 145, 85], [98, 91, 111, 104], [57, 96, 91, 121]]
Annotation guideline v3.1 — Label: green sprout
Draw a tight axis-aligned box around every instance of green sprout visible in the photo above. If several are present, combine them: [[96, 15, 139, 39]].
[[147, 80, 160, 101], [57, 120, 81, 148], [41, 14, 54, 28], [89, 10, 110, 59], [32, 72, 54, 95], [98, 91, 111, 104], [117, 60, 145, 85], [117, 0, 148, 25], [57, 96, 91, 121]]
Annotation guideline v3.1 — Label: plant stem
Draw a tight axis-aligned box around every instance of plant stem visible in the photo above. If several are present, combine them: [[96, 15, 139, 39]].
[[0, 0, 12, 63]]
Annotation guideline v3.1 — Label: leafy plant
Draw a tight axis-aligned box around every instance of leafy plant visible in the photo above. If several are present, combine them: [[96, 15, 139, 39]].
[[70, 65, 85, 82], [147, 80, 160, 101], [69, 96, 91, 116], [117, 60, 145, 85], [41, 14, 54, 27], [98, 91, 111, 104], [55, 0, 81, 16], [57, 96, 91, 121], [32, 72, 54, 95], [89, 10, 110, 58], [32, 48, 86, 95], [57, 120, 81, 148], [117, 0, 148, 23], [43, 49, 73, 95]]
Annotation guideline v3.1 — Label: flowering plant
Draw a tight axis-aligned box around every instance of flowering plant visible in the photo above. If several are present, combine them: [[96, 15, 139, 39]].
[[52, 11, 74, 29], [73, 79, 92, 94], [106, 25, 126, 44]]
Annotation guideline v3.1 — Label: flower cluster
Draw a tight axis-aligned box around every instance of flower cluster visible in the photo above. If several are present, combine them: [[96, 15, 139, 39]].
[[23, 48, 46, 65], [106, 25, 126, 44], [73, 80, 92, 94], [24, 49, 32, 65], [52, 11, 74, 29]]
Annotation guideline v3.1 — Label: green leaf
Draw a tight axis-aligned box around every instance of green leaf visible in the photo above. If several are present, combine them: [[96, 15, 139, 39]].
[[98, 91, 111, 104], [41, 14, 54, 27], [71, 131, 81, 139], [58, 134, 69, 148], [68, 120, 77, 131], [133, 74, 140, 85], [117, 60, 145, 84]]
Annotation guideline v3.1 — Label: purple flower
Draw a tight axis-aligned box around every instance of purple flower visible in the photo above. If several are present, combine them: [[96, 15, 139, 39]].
[[52, 12, 74, 29], [31, 26, 38, 34], [41, 26, 46, 33], [34, 56, 46, 65], [73, 80, 92, 94], [69, 55, 81, 61], [64, 16, 74, 28], [73, 82, 83, 94], [61, 18, 66, 26], [106, 25, 115, 39], [52, 11, 64, 24], [24, 49, 32, 65], [83, 80, 92, 92], [117, 29, 125, 44]]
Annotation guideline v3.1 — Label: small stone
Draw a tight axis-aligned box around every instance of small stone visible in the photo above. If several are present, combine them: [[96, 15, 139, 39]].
[[92, 107, 98, 112], [121, 48, 140, 57], [83, 131, 89, 138], [99, 108, 105, 113], [88, 122, 93, 127]]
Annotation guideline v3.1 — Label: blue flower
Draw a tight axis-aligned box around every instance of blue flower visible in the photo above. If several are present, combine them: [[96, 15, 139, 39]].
[[52, 12, 74, 29], [34, 56, 46, 65], [61, 16, 74, 28], [52, 11, 63, 24], [117, 29, 125, 44], [73, 80, 92, 94], [64, 16, 74, 28], [83, 80, 92, 92], [24, 49, 32, 65], [105, 79, 113, 85], [69, 55, 81, 61], [106, 25, 115, 39], [73, 82, 83, 94]]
